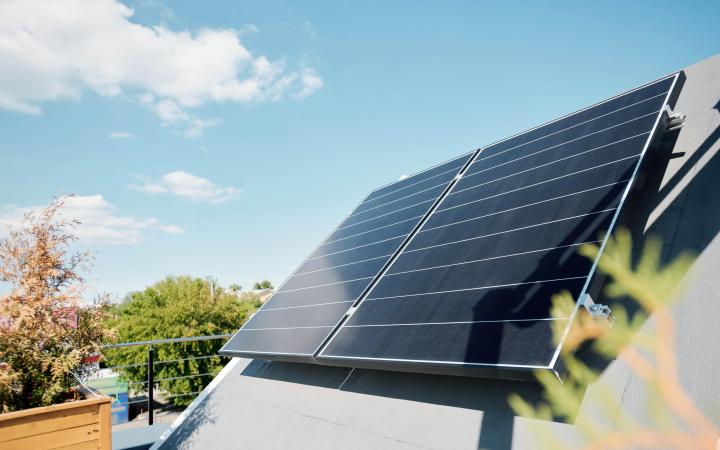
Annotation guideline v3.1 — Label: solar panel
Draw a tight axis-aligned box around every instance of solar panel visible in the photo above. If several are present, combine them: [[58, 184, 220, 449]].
[[220, 152, 476, 362], [316, 73, 684, 378]]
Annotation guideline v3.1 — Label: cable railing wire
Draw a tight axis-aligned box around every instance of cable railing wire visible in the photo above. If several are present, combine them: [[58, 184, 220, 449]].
[[102, 334, 233, 349], [125, 372, 215, 386], [114, 398, 149, 407], [113, 390, 205, 407], [105, 354, 224, 371], [98, 334, 231, 425], [165, 390, 204, 399]]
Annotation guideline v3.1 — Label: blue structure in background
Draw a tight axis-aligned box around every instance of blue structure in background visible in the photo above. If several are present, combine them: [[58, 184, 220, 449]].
[[87, 376, 129, 425]]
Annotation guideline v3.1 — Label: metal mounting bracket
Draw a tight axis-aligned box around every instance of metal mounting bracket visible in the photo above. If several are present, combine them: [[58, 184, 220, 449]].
[[663, 105, 686, 131], [581, 293, 613, 322]]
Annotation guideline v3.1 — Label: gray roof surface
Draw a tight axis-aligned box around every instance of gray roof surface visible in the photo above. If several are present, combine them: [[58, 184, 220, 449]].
[[154, 53, 720, 450]]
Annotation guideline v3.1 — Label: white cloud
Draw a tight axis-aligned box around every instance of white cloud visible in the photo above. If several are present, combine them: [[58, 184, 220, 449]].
[[132, 183, 167, 194], [137, 0, 174, 21], [238, 24, 259, 35], [131, 171, 241, 204], [303, 21, 317, 39], [158, 224, 184, 234], [294, 68, 324, 99], [0, 195, 183, 245], [108, 131, 132, 139], [184, 118, 220, 138], [0, 0, 322, 137]]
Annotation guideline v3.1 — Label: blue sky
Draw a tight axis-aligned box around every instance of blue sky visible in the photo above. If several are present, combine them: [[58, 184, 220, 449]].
[[1, 0, 718, 299]]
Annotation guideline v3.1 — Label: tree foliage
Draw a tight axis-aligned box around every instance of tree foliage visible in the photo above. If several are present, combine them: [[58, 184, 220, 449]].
[[508, 229, 718, 449], [228, 283, 242, 295], [103, 276, 260, 406], [0, 198, 113, 412], [253, 280, 273, 290]]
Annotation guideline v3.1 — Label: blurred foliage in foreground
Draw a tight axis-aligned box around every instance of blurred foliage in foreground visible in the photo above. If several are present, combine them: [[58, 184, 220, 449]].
[[103, 276, 261, 406], [508, 228, 719, 449]]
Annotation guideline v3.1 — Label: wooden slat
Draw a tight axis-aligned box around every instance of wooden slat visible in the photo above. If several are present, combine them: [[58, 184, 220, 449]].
[[0, 397, 109, 423], [0, 409, 99, 442], [55, 439, 100, 450], [2, 423, 100, 450], [97, 401, 111, 450], [0, 396, 111, 450]]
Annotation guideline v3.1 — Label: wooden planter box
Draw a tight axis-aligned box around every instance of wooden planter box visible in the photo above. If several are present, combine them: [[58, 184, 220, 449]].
[[0, 396, 111, 450]]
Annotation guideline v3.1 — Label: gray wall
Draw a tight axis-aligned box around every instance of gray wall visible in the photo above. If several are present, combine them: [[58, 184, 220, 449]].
[[154, 53, 720, 450]]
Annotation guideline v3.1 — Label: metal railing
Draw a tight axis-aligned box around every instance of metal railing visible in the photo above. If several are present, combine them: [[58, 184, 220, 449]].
[[100, 334, 232, 425]]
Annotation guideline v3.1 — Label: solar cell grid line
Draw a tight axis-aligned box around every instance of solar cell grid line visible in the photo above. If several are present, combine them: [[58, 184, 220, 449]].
[[475, 75, 676, 160], [219, 151, 476, 362], [361, 154, 472, 204], [317, 72, 684, 378]]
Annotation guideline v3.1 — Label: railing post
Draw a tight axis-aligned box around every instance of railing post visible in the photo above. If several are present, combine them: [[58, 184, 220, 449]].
[[148, 346, 154, 426]]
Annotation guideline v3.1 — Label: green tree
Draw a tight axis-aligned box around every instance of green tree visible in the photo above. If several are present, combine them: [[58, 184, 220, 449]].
[[103, 276, 261, 406], [228, 283, 242, 295], [253, 280, 273, 290]]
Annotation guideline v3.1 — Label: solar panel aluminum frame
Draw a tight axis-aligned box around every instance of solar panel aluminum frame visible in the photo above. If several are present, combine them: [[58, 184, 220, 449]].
[[315, 71, 686, 380], [219, 152, 479, 364], [548, 70, 685, 378]]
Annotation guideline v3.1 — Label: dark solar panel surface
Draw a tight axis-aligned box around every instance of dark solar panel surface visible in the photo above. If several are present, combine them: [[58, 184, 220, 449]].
[[318, 74, 680, 374], [220, 152, 475, 361]]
